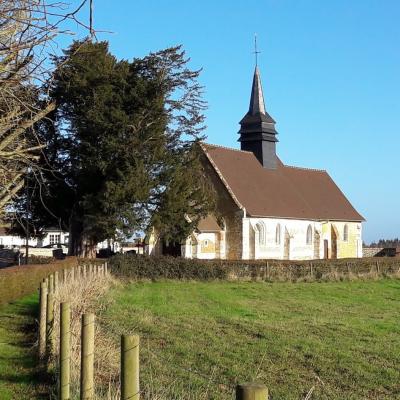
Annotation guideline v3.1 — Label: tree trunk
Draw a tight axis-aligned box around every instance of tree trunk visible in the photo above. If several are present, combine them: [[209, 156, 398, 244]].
[[68, 216, 96, 258], [68, 215, 82, 257], [82, 236, 97, 258]]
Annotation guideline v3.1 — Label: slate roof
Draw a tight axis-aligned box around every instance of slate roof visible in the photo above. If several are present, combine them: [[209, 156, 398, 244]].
[[239, 67, 277, 137], [202, 143, 364, 222]]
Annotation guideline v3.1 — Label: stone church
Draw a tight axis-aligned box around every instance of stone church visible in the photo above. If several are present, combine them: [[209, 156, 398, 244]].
[[148, 67, 364, 260]]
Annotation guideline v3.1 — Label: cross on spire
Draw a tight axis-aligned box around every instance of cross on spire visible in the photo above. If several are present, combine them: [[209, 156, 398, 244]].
[[253, 33, 261, 66]]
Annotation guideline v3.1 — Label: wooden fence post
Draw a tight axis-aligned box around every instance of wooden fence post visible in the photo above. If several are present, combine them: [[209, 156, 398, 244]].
[[46, 292, 54, 357], [236, 383, 268, 400], [60, 302, 71, 400], [121, 335, 140, 400], [63, 269, 67, 284], [39, 281, 48, 358], [49, 273, 54, 294], [80, 313, 95, 399], [105, 262, 108, 275]]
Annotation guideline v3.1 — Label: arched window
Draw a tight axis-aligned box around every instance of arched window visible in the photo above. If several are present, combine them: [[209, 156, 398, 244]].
[[343, 224, 349, 241], [255, 221, 266, 246], [275, 224, 281, 244], [306, 225, 313, 245]]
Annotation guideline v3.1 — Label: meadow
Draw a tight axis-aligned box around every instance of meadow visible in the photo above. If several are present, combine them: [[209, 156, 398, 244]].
[[101, 280, 400, 400], [1, 260, 400, 399]]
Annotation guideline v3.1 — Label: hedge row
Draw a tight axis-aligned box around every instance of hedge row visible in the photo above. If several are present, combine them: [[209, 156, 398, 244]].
[[109, 254, 400, 281], [110, 254, 227, 280]]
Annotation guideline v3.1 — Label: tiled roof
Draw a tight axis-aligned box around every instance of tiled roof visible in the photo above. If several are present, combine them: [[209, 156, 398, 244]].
[[202, 143, 364, 221], [197, 215, 221, 232]]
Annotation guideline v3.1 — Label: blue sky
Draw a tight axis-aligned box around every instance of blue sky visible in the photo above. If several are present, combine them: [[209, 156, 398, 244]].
[[61, 0, 400, 243]]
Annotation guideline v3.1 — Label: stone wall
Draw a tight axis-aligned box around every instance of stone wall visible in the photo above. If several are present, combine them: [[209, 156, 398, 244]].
[[201, 154, 243, 260]]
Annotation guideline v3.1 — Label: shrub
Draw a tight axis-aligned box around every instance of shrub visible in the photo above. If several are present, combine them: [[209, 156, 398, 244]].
[[109, 254, 400, 282], [110, 254, 228, 280]]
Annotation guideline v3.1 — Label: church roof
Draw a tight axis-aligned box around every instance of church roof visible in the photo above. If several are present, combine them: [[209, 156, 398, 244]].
[[197, 215, 221, 232], [201, 143, 364, 221]]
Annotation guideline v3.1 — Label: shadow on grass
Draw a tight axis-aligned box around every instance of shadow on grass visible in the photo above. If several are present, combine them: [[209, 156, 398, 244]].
[[0, 295, 53, 399]]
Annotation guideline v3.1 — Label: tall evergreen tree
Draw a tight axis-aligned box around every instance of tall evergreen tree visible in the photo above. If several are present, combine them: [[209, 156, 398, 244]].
[[22, 40, 214, 256]]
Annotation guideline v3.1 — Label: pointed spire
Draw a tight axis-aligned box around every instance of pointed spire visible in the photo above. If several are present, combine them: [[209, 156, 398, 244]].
[[249, 67, 266, 115]]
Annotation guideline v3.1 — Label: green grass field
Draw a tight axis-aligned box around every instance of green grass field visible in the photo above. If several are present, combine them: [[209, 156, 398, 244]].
[[0, 294, 49, 399], [103, 279, 400, 400]]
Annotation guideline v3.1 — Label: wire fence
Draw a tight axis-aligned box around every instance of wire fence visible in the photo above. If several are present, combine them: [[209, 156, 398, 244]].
[[37, 263, 269, 400]]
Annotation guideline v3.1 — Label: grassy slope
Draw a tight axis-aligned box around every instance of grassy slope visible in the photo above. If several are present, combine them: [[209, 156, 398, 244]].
[[0, 294, 48, 399], [104, 280, 400, 400], [0, 257, 78, 305]]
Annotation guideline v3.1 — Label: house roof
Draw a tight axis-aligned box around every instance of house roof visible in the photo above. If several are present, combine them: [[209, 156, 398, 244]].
[[202, 143, 364, 222], [197, 215, 221, 232]]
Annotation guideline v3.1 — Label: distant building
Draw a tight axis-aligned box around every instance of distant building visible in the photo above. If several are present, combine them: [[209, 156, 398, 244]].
[[148, 67, 364, 260], [0, 226, 68, 249], [37, 227, 69, 247], [0, 227, 36, 248]]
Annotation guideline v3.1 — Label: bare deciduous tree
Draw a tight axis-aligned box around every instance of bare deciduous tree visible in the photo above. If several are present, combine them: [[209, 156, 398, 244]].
[[0, 0, 91, 215]]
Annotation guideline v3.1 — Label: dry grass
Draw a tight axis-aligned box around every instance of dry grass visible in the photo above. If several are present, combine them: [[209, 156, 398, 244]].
[[50, 269, 121, 400]]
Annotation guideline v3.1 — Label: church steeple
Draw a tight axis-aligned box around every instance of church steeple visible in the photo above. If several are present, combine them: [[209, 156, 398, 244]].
[[238, 67, 278, 169]]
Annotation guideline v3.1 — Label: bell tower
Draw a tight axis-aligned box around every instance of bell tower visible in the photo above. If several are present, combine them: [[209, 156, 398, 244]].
[[238, 67, 278, 169]]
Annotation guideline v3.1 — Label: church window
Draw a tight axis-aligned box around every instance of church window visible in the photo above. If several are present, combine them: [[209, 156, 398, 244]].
[[275, 224, 281, 244], [256, 221, 266, 246], [343, 224, 349, 241], [306, 225, 313, 245]]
